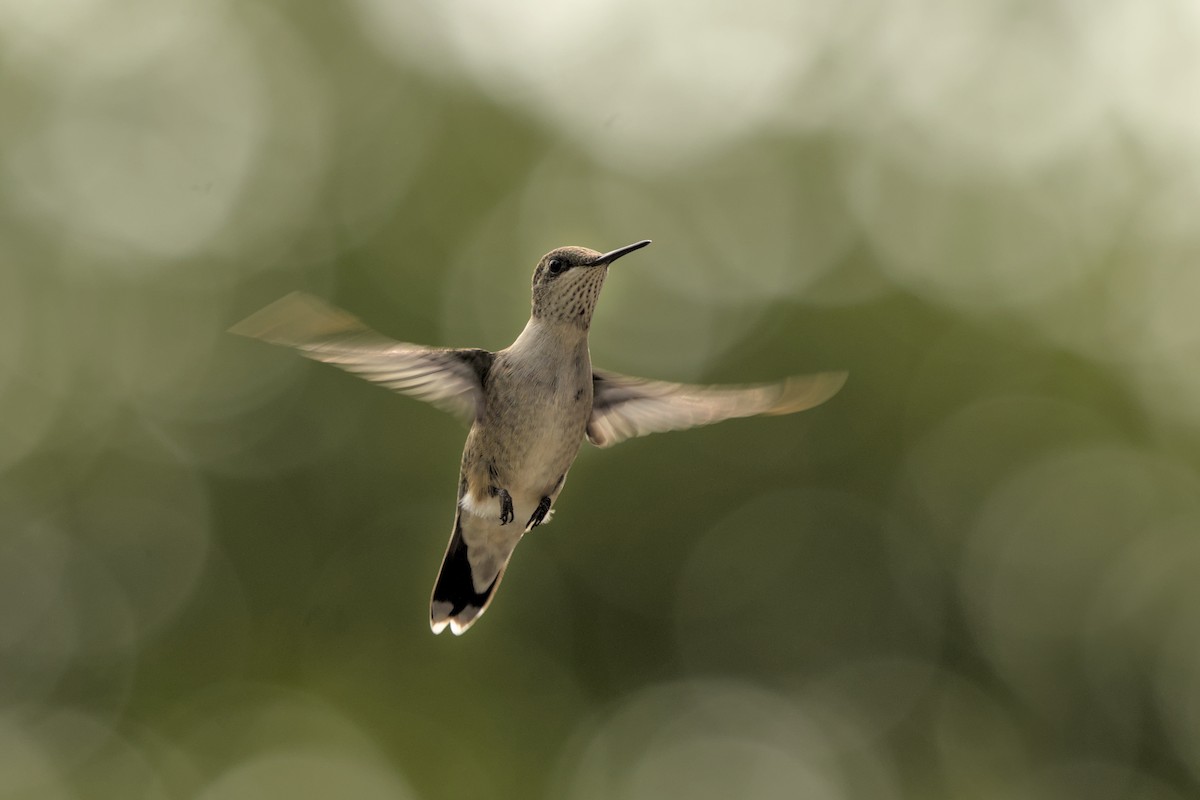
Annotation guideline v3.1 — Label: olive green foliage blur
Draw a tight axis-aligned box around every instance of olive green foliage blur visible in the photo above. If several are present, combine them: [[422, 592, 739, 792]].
[[2, 1, 1199, 798]]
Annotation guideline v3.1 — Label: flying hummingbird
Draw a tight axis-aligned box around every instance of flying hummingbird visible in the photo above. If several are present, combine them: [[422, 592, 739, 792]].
[[230, 240, 846, 635]]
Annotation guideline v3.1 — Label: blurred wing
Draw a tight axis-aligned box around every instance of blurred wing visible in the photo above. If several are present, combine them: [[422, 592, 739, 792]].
[[586, 368, 847, 448], [230, 291, 490, 424]]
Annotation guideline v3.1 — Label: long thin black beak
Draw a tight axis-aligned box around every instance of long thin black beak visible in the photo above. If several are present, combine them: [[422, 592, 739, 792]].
[[592, 239, 652, 266]]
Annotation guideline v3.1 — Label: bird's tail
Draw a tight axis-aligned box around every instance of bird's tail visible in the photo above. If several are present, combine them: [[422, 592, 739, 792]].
[[429, 510, 519, 635]]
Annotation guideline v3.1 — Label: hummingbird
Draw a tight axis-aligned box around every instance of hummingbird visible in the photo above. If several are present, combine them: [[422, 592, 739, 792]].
[[230, 240, 846, 635]]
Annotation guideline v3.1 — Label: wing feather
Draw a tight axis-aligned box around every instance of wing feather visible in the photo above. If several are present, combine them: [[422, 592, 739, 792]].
[[230, 291, 489, 423], [586, 368, 847, 448]]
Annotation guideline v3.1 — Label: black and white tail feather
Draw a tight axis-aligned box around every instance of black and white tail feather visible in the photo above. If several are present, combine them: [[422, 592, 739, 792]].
[[430, 490, 556, 634], [429, 511, 501, 635]]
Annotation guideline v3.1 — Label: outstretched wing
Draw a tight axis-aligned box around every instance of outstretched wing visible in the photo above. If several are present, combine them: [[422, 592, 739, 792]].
[[230, 291, 491, 424], [586, 368, 847, 448]]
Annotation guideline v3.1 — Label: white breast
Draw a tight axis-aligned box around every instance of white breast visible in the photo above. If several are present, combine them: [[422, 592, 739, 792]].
[[499, 318, 591, 502]]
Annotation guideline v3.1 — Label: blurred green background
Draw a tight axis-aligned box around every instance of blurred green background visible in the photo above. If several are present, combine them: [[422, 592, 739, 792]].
[[3, 0, 1200, 798]]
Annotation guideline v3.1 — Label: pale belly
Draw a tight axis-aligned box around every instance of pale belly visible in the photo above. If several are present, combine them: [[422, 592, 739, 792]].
[[458, 328, 593, 524], [458, 387, 589, 524], [510, 405, 586, 491]]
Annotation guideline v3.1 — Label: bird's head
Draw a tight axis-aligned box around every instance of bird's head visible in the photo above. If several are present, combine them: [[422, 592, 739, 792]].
[[530, 240, 651, 328]]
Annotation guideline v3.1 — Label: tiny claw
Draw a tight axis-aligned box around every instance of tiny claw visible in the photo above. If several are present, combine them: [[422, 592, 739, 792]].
[[526, 496, 552, 530], [497, 489, 515, 525]]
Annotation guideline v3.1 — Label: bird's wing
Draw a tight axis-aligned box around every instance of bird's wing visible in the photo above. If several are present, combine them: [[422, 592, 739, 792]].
[[230, 291, 490, 424], [586, 368, 847, 448]]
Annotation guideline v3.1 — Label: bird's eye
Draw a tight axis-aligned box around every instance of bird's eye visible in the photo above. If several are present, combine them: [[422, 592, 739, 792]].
[[547, 259, 564, 276]]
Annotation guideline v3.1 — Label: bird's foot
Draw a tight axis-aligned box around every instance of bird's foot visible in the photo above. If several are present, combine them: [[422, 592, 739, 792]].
[[496, 488, 515, 525], [525, 496, 552, 531]]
